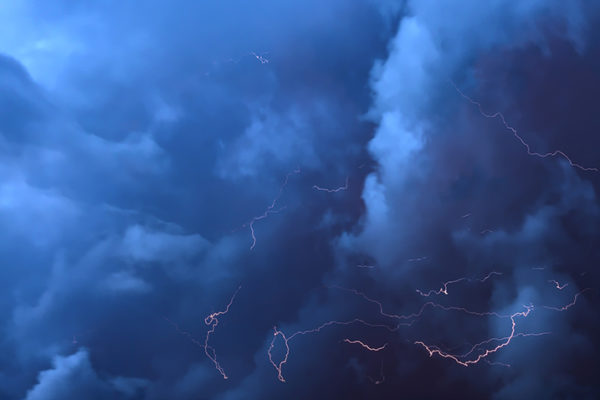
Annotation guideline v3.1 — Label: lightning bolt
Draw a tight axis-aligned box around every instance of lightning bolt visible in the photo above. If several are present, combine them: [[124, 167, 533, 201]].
[[268, 283, 537, 382], [312, 176, 349, 193], [416, 271, 502, 297], [269, 277, 590, 380], [415, 287, 592, 366], [451, 331, 551, 361], [250, 52, 270, 64], [268, 318, 399, 383], [548, 280, 568, 290], [343, 339, 388, 352], [166, 286, 241, 379], [414, 304, 535, 367], [204, 286, 242, 379], [453, 82, 598, 172], [543, 288, 591, 311], [243, 168, 300, 250]]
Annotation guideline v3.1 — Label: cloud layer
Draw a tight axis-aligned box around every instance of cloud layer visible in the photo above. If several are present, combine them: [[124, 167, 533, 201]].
[[1, 1, 599, 399]]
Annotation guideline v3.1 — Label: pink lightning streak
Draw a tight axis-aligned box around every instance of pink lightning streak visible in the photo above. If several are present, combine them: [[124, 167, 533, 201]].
[[166, 286, 241, 379], [332, 285, 565, 368], [414, 304, 535, 367], [312, 176, 349, 193], [453, 83, 598, 172], [269, 280, 590, 381], [269, 287, 517, 381], [548, 280, 568, 290], [343, 339, 388, 352], [268, 318, 398, 383], [415, 287, 592, 366], [454, 331, 551, 360], [204, 286, 242, 379], [543, 288, 591, 311], [416, 277, 467, 297], [415, 271, 502, 297], [419, 330, 551, 369], [243, 168, 300, 250], [331, 285, 520, 322], [267, 285, 522, 381]]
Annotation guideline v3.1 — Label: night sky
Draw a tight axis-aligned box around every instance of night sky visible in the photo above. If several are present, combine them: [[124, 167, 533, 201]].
[[1, 1, 600, 399]]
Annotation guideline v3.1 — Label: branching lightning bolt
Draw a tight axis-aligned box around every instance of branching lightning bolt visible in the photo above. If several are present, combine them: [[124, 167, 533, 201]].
[[204, 286, 242, 379], [414, 304, 535, 366], [243, 169, 300, 250], [268, 318, 398, 383], [543, 288, 591, 311], [268, 276, 592, 381], [166, 286, 241, 379]]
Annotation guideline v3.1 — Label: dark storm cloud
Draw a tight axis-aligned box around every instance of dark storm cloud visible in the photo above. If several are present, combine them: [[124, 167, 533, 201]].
[[0, 1, 390, 399], [331, 0, 600, 399], [1, 0, 599, 399]]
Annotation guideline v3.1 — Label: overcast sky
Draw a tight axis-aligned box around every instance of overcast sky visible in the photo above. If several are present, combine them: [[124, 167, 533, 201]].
[[1, 1, 599, 399]]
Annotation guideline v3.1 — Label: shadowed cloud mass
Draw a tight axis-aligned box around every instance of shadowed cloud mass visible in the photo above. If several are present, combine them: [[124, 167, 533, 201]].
[[1, 1, 599, 399]]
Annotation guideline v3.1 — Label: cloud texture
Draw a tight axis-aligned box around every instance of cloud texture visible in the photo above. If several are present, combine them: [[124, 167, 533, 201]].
[[0, 1, 599, 399]]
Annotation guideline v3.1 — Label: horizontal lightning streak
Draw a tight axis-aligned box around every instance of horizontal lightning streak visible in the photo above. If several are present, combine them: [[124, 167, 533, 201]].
[[343, 339, 388, 352], [416, 271, 502, 297], [415, 304, 535, 366], [268, 318, 398, 383], [313, 176, 349, 193], [456, 331, 551, 359], [269, 281, 589, 381]]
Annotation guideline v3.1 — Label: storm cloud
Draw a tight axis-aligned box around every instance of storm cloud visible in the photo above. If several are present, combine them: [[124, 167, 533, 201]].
[[1, 1, 599, 399]]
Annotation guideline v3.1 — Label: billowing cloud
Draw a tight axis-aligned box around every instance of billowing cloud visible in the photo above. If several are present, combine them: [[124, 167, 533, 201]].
[[0, 1, 598, 399]]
